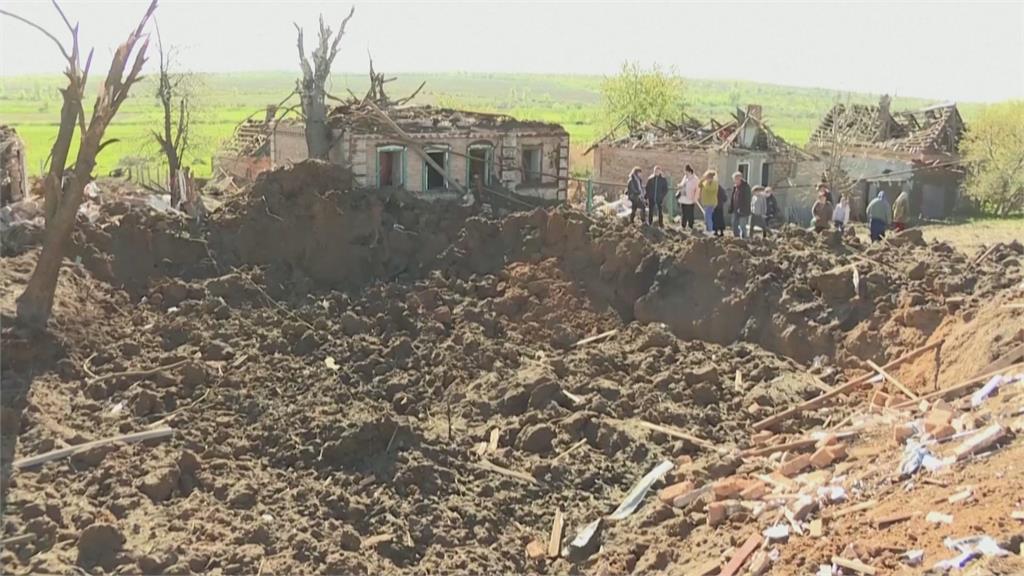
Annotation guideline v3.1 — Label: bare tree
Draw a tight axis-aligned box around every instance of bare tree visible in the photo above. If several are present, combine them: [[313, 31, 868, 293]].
[[1, 0, 158, 328], [152, 21, 193, 207], [294, 7, 355, 160]]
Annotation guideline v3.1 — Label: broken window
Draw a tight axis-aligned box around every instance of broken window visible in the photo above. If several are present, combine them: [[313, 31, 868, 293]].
[[522, 145, 542, 184], [424, 148, 448, 191], [377, 146, 405, 188], [467, 144, 492, 188], [737, 162, 750, 181], [760, 162, 771, 186]]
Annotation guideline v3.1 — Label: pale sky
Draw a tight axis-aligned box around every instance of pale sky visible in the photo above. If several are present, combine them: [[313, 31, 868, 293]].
[[2, 1, 1022, 102]]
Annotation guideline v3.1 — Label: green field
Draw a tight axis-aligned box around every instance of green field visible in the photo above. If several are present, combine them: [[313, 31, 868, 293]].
[[0, 72, 988, 179]]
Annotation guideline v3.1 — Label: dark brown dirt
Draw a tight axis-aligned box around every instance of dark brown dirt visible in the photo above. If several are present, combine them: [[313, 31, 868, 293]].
[[1, 160, 1021, 575]]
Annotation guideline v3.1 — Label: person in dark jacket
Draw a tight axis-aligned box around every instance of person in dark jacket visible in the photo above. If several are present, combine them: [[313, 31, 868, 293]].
[[729, 171, 752, 239], [765, 186, 779, 228], [645, 166, 669, 227], [625, 166, 646, 224], [712, 183, 727, 237]]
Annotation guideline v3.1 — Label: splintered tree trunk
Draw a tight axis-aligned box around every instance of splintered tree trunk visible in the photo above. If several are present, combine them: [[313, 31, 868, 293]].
[[302, 91, 331, 160], [16, 168, 91, 327]]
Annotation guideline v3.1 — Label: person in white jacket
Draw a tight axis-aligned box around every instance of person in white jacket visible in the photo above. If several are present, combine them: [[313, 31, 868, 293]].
[[675, 164, 700, 230], [833, 195, 851, 232]]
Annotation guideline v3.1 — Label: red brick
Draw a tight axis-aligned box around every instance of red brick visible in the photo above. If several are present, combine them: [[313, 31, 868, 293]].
[[658, 481, 695, 504], [707, 501, 728, 526], [810, 446, 836, 469], [712, 477, 746, 500], [739, 480, 767, 501], [778, 453, 811, 477], [893, 423, 915, 444]]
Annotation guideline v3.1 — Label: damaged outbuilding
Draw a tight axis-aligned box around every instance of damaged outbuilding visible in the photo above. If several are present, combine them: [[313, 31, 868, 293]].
[[590, 105, 813, 205], [218, 104, 569, 201], [806, 96, 965, 219]]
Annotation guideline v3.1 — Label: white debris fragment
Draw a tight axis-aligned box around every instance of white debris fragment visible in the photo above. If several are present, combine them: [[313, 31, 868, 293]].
[[903, 549, 924, 566], [926, 511, 953, 525], [608, 460, 674, 520], [763, 524, 789, 543]]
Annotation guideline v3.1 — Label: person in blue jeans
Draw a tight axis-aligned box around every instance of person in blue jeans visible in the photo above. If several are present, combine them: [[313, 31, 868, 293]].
[[729, 171, 752, 238]]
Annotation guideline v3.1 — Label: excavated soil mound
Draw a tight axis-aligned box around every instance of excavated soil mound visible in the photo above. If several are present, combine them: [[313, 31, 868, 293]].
[[3, 160, 1022, 574]]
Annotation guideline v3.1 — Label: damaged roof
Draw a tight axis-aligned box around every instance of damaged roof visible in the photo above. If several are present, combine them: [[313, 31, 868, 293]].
[[594, 106, 811, 158], [328, 104, 568, 137], [808, 97, 964, 157]]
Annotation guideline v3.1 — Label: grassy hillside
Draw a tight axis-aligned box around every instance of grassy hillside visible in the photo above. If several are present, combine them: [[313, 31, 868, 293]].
[[0, 72, 987, 179]]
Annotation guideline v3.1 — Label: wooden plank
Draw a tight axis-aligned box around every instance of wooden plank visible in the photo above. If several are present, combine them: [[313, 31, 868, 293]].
[[810, 376, 836, 395], [831, 556, 876, 575], [753, 341, 943, 431], [719, 534, 762, 576], [572, 329, 618, 348], [472, 459, 538, 485], [974, 342, 1024, 378], [13, 427, 174, 470], [0, 534, 35, 547], [632, 420, 718, 452], [742, 431, 857, 458], [824, 500, 877, 519], [361, 533, 394, 548], [891, 360, 1024, 410], [550, 439, 587, 463], [547, 509, 564, 558], [867, 359, 919, 400], [874, 511, 916, 528], [487, 428, 500, 453]]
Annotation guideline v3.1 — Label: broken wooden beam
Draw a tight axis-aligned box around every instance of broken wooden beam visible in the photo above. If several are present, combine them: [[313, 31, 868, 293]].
[[13, 427, 174, 470], [471, 459, 538, 485], [719, 533, 762, 576], [891, 361, 1024, 410], [831, 555, 876, 575], [547, 509, 564, 559], [571, 329, 618, 348], [824, 499, 877, 519], [753, 340, 943, 431], [866, 359, 918, 400], [874, 511, 916, 528], [632, 419, 718, 451]]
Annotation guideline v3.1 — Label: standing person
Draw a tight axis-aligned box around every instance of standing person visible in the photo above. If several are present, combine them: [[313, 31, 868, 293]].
[[749, 186, 770, 239], [866, 191, 891, 242], [832, 194, 850, 232], [675, 164, 699, 230], [811, 189, 834, 232], [729, 171, 752, 238], [892, 189, 910, 232], [817, 182, 834, 204], [645, 166, 669, 227], [765, 186, 779, 229], [626, 167, 646, 225], [699, 170, 719, 233], [712, 181, 727, 237]]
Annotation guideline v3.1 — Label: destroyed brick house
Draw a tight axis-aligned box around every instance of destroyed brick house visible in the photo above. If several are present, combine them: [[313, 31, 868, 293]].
[[1, 125, 28, 206], [217, 105, 569, 201], [806, 96, 965, 219], [590, 105, 813, 209]]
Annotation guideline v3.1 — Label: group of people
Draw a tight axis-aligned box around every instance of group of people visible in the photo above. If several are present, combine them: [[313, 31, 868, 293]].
[[625, 166, 778, 238], [810, 182, 910, 242], [628, 167, 912, 243]]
